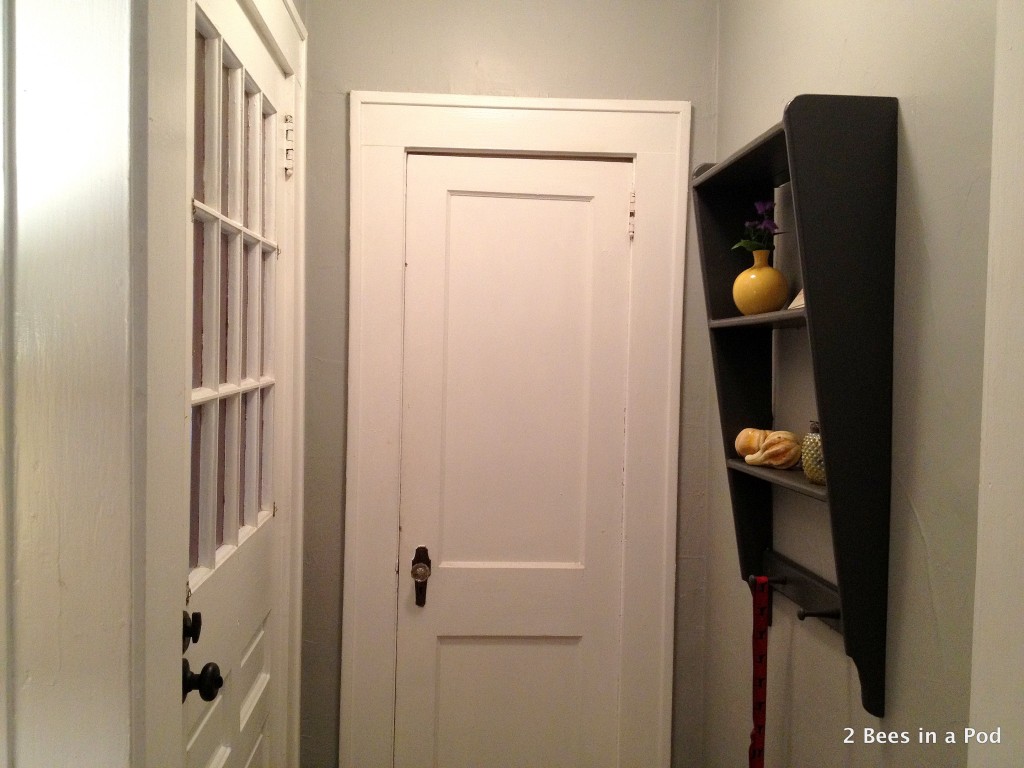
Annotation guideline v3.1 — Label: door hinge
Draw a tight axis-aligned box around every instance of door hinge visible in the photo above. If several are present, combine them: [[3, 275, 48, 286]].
[[628, 188, 636, 240], [283, 114, 296, 177], [273, 502, 278, 518]]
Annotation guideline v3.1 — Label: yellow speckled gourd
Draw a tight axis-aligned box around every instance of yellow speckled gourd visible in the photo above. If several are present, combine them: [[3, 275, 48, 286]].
[[802, 421, 826, 485]]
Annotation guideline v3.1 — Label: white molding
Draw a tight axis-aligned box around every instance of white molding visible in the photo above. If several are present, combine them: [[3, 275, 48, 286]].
[[0, 0, 12, 761], [353, 89, 688, 113], [342, 92, 691, 767], [236, 0, 305, 78], [284, 49, 307, 768]]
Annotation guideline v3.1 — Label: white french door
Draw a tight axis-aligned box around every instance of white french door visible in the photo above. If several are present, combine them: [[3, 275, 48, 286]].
[[184, 4, 295, 767], [146, 0, 305, 766]]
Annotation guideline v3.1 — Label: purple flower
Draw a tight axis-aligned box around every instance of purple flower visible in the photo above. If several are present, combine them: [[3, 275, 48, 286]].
[[733, 201, 780, 252]]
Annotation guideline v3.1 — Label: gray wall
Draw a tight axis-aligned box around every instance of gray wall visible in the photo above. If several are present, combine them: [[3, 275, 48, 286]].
[[703, 2, 995, 766], [303, 2, 1000, 766], [969, 0, 1024, 764], [301, 3, 719, 765]]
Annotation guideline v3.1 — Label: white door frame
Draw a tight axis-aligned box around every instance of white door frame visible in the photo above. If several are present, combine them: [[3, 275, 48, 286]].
[[342, 91, 691, 767], [144, 0, 306, 765]]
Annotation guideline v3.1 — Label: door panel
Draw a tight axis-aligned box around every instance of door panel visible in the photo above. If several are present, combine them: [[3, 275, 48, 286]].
[[435, 636, 582, 764], [185, 529, 273, 768], [395, 154, 633, 767], [440, 193, 591, 564]]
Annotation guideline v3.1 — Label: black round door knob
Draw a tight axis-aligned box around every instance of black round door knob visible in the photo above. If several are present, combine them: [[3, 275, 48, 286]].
[[182, 658, 224, 702], [182, 611, 203, 652]]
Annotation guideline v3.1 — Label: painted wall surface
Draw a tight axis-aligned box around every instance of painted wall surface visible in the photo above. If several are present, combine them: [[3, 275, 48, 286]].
[[705, 2, 996, 766], [969, 1, 1024, 764], [304, 3, 1007, 768], [301, 2, 719, 765], [9, 0, 135, 763]]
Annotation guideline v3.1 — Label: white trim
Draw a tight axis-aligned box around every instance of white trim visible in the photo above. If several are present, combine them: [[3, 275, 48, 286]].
[[353, 90, 686, 114], [285, 54, 307, 765], [236, 0, 306, 78], [0, 0, 12, 760], [342, 91, 691, 767], [280, 0, 308, 41], [969, 0, 1024, 763]]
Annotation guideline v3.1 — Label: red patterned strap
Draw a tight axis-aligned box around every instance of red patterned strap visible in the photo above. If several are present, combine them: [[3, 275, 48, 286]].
[[749, 576, 769, 768]]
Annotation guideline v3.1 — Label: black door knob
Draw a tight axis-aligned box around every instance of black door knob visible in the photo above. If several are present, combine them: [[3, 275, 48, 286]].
[[182, 658, 223, 702], [182, 611, 202, 652], [411, 546, 431, 607]]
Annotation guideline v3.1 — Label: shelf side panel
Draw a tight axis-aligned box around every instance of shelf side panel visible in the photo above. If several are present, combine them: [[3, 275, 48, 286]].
[[785, 93, 898, 720]]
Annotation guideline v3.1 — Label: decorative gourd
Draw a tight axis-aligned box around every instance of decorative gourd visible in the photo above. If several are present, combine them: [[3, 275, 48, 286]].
[[744, 430, 802, 469], [734, 428, 771, 458]]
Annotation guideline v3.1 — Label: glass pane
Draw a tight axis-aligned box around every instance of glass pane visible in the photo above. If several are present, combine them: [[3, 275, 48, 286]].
[[216, 398, 227, 547], [241, 242, 255, 379], [239, 391, 248, 528], [241, 389, 260, 527], [221, 64, 230, 212], [262, 109, 274, 236], [241, 245, 249, 378], [244, 86, 258, 230], [220, 232, 230, 383], [193, 32, 206, 201], [192, 221, 205, 388], [259, 386, 273, 511], [189, 405, 202, 568], [261, 249, 273, 376]]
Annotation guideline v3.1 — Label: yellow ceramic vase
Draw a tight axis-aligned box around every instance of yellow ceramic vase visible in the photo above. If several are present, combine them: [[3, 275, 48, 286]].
[[732, 249, 789, 315]]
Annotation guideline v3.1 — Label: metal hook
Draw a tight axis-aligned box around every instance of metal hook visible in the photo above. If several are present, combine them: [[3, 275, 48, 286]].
[[797, 608, 841, 621]]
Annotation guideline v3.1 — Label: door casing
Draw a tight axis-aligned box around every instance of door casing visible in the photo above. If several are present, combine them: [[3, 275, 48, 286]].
[[342, 91, 691, 767]]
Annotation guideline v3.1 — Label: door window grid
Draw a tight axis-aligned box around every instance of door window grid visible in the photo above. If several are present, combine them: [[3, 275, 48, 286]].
[[190, 16, 278, 570]]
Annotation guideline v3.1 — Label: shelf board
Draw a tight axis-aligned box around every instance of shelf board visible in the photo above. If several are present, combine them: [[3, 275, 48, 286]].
[[726, 459, 828, 501], [708, 307, 806, 330]]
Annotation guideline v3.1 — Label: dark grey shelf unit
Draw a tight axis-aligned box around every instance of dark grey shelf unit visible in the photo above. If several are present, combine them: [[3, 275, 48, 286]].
[[692, 94, 897, 717]]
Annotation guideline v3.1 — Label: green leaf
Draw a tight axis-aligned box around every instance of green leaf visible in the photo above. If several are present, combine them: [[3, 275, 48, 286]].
[[732, 239, 773, 252]]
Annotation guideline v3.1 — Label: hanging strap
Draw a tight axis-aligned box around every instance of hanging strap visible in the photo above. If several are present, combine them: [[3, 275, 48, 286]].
[[749, 576, 770, 768]]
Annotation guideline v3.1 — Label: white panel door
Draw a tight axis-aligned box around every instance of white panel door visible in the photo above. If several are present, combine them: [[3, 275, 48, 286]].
[[344, 94, 689, 768], [395, 154, 633, 767]]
